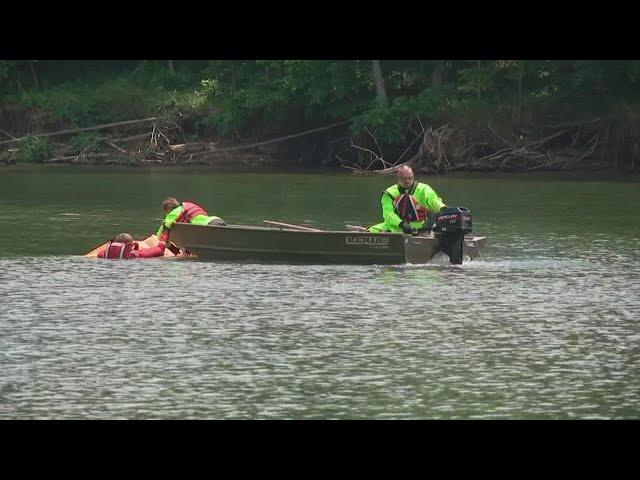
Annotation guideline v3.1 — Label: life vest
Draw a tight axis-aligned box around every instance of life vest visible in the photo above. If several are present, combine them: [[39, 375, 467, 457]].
[[177, 201, 207, 223], [390, 184, 427, 222], [157, 201, 212, 244], [102, 241, 135, 259]]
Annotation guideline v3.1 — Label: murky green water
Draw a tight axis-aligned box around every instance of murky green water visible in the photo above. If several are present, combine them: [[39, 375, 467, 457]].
[[1, 165, 639, 419]]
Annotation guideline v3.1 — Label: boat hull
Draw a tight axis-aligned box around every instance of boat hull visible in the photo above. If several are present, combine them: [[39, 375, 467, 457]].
[[169, 223, 486, 265]]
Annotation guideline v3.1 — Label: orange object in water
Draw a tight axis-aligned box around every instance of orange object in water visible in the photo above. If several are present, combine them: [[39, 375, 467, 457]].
[[84, 234, 187, 259]]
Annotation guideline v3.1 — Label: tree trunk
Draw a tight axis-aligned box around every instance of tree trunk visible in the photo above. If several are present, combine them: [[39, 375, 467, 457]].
[[231, 64, 236, 96], [129, 60, 146, 78], [431, 60, 444, 90], [372, 60, 387, 105], [517, 61, 524, 122], [29, 60, 39, 90], [476, 60, 481, 100], [16, 77, 27, 95]]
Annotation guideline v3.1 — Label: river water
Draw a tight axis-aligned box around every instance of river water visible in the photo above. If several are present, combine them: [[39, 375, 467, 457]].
[[1, 166, 639, 419]]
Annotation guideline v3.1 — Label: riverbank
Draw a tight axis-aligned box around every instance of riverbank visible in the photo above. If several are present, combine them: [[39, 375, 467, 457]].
[[0, 103, 342, 169], [3, 110, 638, 173], [2, 59, 640, 172]]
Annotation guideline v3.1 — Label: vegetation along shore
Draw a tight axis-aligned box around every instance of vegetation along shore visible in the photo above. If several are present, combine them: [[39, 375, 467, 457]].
[[1, 60, 639, 173]]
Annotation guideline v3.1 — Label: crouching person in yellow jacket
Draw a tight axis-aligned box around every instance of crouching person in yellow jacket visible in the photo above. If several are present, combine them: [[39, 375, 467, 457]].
[[368, 165, 446, 234], [156, 197, 226, 245]]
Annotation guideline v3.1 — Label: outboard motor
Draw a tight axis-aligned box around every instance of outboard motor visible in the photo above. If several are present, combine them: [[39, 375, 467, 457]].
[[432, 206, 473, 265]]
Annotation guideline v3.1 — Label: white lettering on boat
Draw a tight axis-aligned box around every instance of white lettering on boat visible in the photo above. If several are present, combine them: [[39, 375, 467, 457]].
[[346, 236, 390, 248]]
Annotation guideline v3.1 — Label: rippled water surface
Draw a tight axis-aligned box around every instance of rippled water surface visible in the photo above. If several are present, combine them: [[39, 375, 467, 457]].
[[1, 166, 639, 419]]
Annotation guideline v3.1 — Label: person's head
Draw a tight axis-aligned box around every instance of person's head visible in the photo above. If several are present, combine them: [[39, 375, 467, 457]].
[[396, 165, 415, 189], [162, 197, 180, 214], [114, 233, 134, 244]]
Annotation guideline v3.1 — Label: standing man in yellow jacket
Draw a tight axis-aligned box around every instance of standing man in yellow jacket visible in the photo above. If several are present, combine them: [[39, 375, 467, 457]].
[[368, 165, 446, 234]]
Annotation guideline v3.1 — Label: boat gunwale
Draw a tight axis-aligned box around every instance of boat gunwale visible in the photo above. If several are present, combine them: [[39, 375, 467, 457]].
[[174, 222, 487, 243]]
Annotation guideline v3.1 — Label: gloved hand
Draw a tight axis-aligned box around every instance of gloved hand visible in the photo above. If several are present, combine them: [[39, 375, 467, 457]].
[[400, 221, 413, 234], [157, 241, 166, 250], [167, 242, 181, 255]]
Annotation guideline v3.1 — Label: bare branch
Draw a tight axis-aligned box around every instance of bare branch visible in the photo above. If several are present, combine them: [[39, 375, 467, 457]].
[[487, 120, 514, 147], [0, 128, 17, 140], [364, 127, 384, 158]]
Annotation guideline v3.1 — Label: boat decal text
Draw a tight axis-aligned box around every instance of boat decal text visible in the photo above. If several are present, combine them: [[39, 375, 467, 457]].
[[346, 235, 390, 248]]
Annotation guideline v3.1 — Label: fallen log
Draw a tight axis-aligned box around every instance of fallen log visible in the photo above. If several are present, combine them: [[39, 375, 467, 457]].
[[111, 132, 153, 143], [543, 117, 601, 129], [368, 158, 419, 175], [169, 120, 351, 156], [167, 142, 210, 153], [0, 117, 157, 146], [44, 153, 110, 163], [0, 128, 17, 140], [103, 140, 127, 154]]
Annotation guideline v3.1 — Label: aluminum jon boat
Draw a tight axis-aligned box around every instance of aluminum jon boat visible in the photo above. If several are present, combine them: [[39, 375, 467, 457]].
[[168, 222, 487, 265]]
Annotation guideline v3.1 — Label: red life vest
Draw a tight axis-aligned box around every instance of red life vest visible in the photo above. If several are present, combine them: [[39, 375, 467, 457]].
[[102, 241, 135, 259], [177, 201, 208, 223], [393, 192, 427, 222]]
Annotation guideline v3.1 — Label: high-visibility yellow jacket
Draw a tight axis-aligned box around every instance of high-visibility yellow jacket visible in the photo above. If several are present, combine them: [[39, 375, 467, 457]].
[[156, 201, 222, 243], [368, 182, 445, 233]]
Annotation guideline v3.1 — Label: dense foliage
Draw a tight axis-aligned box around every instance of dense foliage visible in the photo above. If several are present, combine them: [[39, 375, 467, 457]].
[[2, 60, 640, 169]]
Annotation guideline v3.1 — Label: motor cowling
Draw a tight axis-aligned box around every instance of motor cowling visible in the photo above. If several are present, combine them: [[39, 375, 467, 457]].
[[433, 207, 473, 265], [433, 206, 473, 235]]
